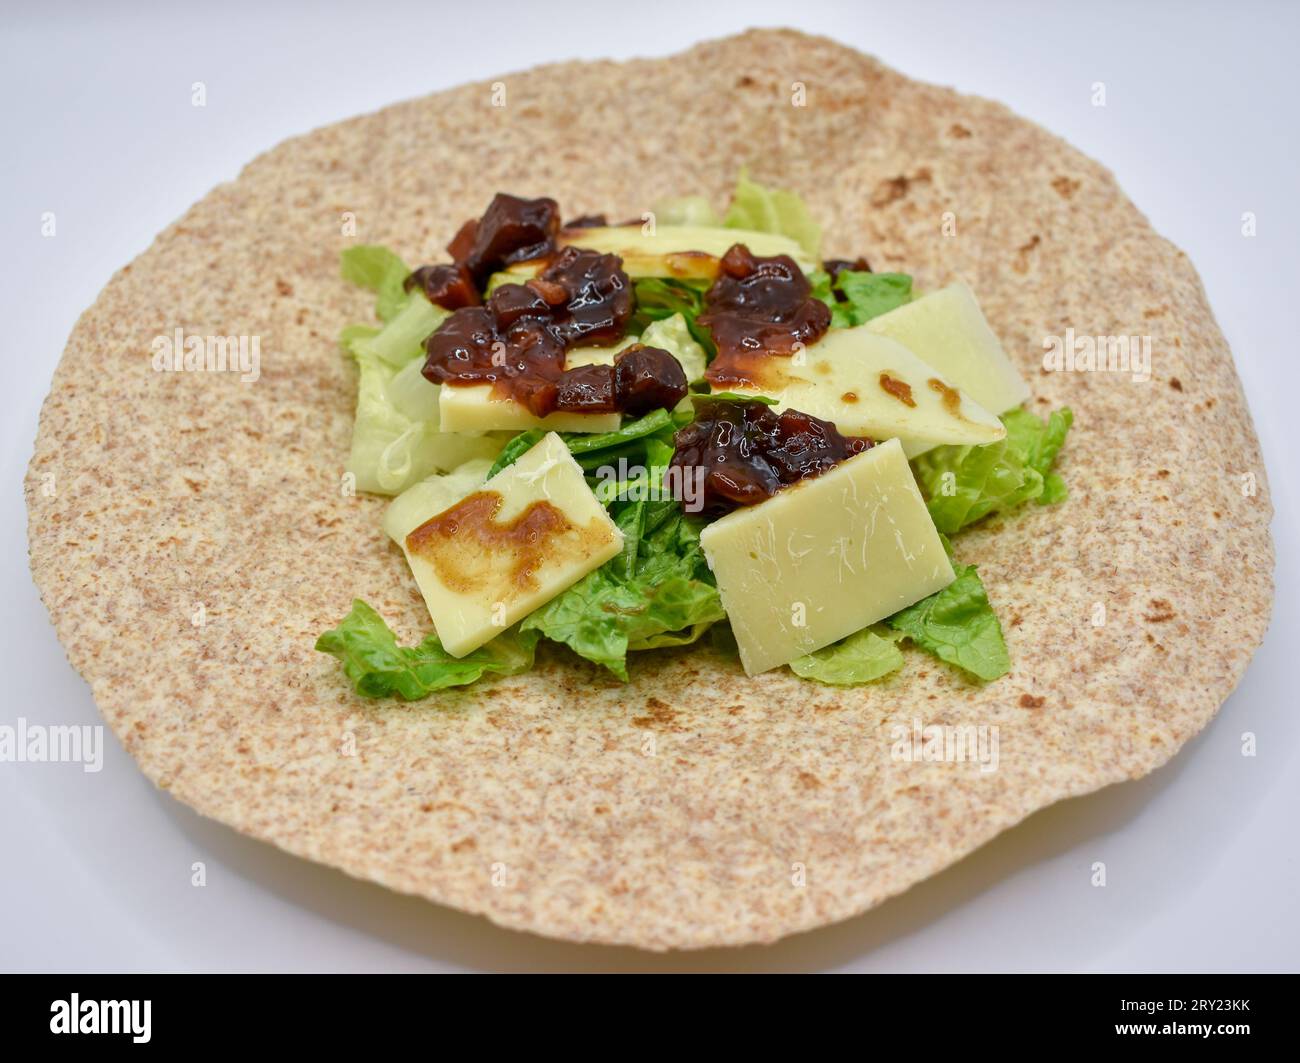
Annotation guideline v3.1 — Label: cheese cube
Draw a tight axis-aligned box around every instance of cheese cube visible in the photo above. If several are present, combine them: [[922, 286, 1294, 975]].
[[699, 438, 954, 675], [400, 433, 622, 656], [865, 282, 1030, 418]]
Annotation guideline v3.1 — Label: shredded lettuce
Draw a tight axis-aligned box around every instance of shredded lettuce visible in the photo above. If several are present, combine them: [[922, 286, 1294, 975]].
[[831, 271, 913, 327], [912, 407, 1073, 534], [340, 245, 415, 323], [639, 313, 708, 384], [652, 194, 722, 227], [789, 626, 905, 685], [724, 169, 822, 260], [315, 600, 538, 700], [521, 507, 724, 680], [355, 292, 447, 368], [631, 278, 715, 358], [885, 564, 1010, 682], [345, 350, 504, 496]]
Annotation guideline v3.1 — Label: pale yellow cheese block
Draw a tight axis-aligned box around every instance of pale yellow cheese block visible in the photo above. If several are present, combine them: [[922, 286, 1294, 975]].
[[505, 224, 817, 280], [864, 282, 1030, 418], [727, 326, 1006, 452], [699, 438, 955, 675], [399, 433, 622, 656]]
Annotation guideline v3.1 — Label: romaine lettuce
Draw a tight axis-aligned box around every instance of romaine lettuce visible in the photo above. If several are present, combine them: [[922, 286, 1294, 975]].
[[315, 600, 538, 700], [724, 169, 822, 260], [911, 407, 1073, 534], [885, 564, 1010, 682], [789, 626, 905, 685]]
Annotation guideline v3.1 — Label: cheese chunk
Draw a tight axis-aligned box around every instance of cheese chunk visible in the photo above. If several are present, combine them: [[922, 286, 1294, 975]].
[[865, 282, 1030, 418], [700, 438, 954, 675], [505, 224, 817, 280], [382, 457, 495, 544], [399, 433, 622, 657], [726, 326, 1006, 452], [437, 339, 633, 433]]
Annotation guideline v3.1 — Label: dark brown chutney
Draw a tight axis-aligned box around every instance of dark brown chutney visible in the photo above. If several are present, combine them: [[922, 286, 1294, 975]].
[[822, 256, 872, 301], [423, 245, 686, 418], [405, 193, 562, 309], [670, 398, 872, 517], [700, 244, 831, 388]]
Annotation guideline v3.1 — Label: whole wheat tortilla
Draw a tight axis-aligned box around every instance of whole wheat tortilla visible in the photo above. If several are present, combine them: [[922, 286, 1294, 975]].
[[25, 29, 1274, 949]]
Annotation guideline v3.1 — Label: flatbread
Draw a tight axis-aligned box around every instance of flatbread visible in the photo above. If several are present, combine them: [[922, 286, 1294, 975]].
[[25, 29, 1274, 949]]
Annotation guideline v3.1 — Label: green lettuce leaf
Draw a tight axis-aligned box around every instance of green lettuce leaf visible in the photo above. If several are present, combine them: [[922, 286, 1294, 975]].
[[639, 313, 708, 384], [345, 350, 504, 495], [315, 600, 538, 700], [911, 407, 1073, 534], [724, 169, 822, 260], [521, 509, 723, 680], [789, 626, 905, 685], [652, 194, 722, 227], [632, 278, 715, 358], [885, 564, 1010, 682], [830, 271, 913, 328], [341, 245, 414, 323]]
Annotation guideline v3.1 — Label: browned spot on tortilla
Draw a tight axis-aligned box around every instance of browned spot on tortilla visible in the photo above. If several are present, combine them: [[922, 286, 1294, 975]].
[[1051, 176, 1080, 199], [450, 837, 476, 853], [1013, 234, 1041, 274], [870, 168, 931, 208], [406, 490, 611, 601], [632, 696, 681, 731], [1169, 377, 1183, 391], [879, 372, 915, 407], [841, 391, 858, 404], [1156, 469, 1170, 478], [1144, 599, 1176, 623], [927, 376, 962, 417], [183, 478, 202, 493], [1143, 305, 1169, 319], [736, 74, 756, 88], [1019, 694, 1046, 709], [797, 771, 821, 790], [949, 123, 972, 138], [275, 279, 293, 296]]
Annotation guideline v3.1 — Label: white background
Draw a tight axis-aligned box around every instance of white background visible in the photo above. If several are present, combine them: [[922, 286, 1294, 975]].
[[2, 0, 1296, 972]]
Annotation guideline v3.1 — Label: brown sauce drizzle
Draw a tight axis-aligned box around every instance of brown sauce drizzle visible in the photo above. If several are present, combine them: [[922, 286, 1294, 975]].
[[879, 372, 916, 407], [406, 490, 612, 600], [927, 377, 962, 416]]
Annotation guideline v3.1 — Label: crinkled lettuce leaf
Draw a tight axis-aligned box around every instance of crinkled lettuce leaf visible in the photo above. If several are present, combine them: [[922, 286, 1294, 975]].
[[631, 278, 715, 358], [640, 313, 708, 384], [521, 504, 724, 680], [652, 194, 722, 228], [912, 407, 1073, 534], [724, 169, 822, 260], [830, 271, 913, 328], [315, 600, 538, 700], [789, 626, 905, 686], [345, 349, 504, 496], [885, 564, 1010, 682], [340, 245, 414, 323]]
